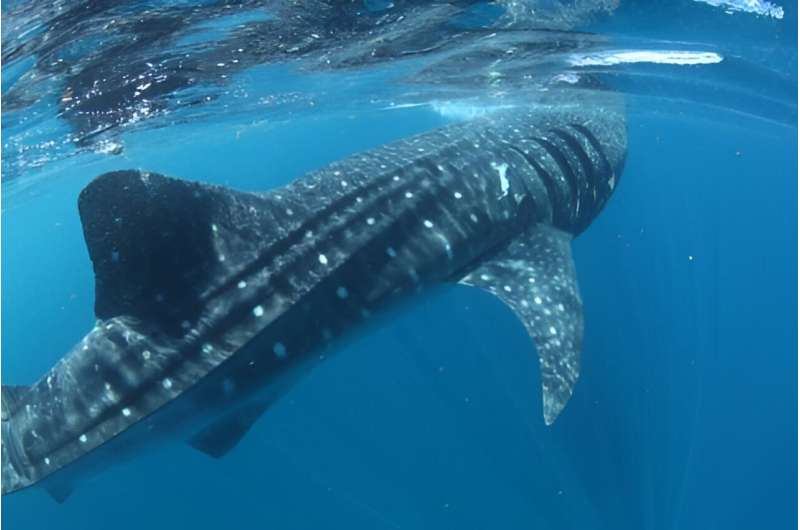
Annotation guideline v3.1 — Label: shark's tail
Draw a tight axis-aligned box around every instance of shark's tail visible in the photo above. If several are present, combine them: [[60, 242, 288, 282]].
[[2, 385, 32, 496]]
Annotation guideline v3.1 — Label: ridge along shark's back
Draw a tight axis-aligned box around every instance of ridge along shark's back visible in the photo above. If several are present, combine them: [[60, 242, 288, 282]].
[[2, 89, 626, 501]]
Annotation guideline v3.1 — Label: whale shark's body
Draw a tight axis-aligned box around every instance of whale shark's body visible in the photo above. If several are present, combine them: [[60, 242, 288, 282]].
[[2, 90, 625, 501]]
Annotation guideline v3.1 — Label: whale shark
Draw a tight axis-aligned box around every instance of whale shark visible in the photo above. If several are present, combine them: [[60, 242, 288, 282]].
[[1, 89, 626, 502]]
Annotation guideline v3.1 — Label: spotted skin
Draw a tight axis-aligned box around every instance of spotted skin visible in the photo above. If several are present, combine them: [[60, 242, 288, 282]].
[[1, 89, 625, 498]]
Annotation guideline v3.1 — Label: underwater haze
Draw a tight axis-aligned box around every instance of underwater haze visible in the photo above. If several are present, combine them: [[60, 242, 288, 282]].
[[2, 1, 797, 529]]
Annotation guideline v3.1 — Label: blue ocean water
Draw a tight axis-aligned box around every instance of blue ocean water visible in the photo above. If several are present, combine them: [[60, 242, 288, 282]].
[[2, 1, 797, 529]]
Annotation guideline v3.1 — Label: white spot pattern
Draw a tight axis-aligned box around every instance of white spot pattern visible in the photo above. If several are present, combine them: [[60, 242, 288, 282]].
[[491, 161, 510, 197]]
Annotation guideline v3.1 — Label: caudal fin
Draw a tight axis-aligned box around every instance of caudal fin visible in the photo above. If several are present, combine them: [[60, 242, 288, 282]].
[[2, 385, 32, 496]]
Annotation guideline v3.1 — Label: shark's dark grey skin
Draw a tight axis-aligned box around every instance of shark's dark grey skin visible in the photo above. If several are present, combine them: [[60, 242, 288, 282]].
[[1, 89, 626, 501]]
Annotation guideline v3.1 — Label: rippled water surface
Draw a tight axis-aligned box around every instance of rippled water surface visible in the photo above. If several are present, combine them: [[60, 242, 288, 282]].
[[2, 0, 794, 188]]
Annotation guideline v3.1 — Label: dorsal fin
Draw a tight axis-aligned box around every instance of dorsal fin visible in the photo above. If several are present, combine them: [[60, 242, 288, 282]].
[[1, 385, 30, 421], [460, 224, 583, 425], [78, 171, 219, 332], [77, 170, 286, 334]]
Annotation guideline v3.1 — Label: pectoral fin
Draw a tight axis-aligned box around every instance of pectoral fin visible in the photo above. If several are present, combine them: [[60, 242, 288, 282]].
[[460, 224, 583, 425], [188, 402, 270, 459]]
